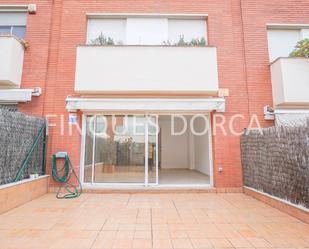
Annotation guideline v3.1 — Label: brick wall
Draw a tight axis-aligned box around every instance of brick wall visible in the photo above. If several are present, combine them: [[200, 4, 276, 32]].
[[2, 0, 308, 187]]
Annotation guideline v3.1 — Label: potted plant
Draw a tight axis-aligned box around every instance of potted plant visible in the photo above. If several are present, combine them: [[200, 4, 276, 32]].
[[162, 35, 207, 46], [90, 33, 115, 45], [289, 39, 309, 58]]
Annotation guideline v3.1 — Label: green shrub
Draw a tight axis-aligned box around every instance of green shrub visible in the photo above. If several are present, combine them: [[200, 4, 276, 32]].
[[90, 33, 115, 45], [289, 39, 309, 58], [164, 35, 207, 46]]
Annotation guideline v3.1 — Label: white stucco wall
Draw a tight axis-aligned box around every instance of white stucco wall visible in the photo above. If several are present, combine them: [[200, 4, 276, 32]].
[[271, 58, 309, 107], [75, 46, 219, 94]]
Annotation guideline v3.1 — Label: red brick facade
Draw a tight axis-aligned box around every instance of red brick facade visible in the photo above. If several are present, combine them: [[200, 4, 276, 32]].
[[2, 0, 308, 187]]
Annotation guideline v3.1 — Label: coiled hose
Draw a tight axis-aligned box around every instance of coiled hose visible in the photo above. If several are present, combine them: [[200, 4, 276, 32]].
[[52, 153, 82, 199]]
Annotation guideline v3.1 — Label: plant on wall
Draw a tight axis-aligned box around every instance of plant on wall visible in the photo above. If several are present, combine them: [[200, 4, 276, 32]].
[[162, 35, 207, 46], [176, 35, 187, 46], [189, 37, 207, 46], [289, 39, 309, 58], [90, 33, 115, 45], [162, 40, 171, 45]]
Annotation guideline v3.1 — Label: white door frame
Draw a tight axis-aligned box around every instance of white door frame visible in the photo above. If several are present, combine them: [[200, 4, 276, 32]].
[[80, 113, 213, 188], [144, 115, 149, 187]]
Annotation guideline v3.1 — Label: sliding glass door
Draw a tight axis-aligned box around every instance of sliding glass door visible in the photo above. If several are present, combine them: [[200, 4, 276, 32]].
[[83, 115, 158, 185]]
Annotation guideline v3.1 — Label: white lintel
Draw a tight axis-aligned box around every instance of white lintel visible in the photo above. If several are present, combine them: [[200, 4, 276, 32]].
[[0, 89, 33, 104], [66, 97, 225, 113], [86, 13, 208, 20]]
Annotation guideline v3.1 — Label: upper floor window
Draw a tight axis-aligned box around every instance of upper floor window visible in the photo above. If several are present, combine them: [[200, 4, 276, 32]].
[[267, 26, 309, 62], [0, 12, 27, 39], [86, 16, 207, 45]]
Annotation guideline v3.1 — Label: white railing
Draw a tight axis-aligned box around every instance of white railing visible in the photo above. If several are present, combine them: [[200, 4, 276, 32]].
[[0, 36, 24, 88], [270, 57, 309, 107], [75, 45, 219, 95]]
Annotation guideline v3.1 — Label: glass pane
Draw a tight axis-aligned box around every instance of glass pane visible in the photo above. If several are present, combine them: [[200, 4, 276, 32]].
[[148, 116, 158, 183], [168, 19, 207, 44], [87, 19, 126, 44], [84, 116, 94, 183], [93, 115, 146, 183], [0, 26, 11, 36], [12, 26, 26, 39]]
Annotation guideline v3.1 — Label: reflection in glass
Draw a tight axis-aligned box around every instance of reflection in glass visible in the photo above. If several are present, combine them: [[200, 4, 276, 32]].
[[93, 115, 146, 183], [0, 26, 11, 36], [12, 26, 26, 39], [148, 116, 158, 183], [83, 116, 94, 183], [0, 26, 26, 39]]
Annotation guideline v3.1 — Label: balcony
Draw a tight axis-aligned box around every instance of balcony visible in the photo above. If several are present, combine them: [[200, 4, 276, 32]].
[[0, 36, 24, 88], [74, 45, 219, 95], [270, 58, 309, 107]]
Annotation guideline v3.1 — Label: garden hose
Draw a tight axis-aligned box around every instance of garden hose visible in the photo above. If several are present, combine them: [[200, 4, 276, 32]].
[[51, 152, 82, 199]]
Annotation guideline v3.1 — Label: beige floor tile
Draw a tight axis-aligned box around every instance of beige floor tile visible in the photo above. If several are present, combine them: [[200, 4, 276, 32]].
[[132, 239, 152, 248], [116, 231, 134, 239], [246, 237, 272, 248], [112, 239, 133, 249], [50, 238, 96, 249], [135, 224, 151, 231], [170, 230, 189, 239], [228, 238, 253, 248], [153, 230, 170, 239], [153, 239, 173, 249], [237, 229, 259, 238], [187, 230, 206, 239], [134, 230, 152, 239], [209, 238, 233, 248], [172, 239, 193, 249], [92, 238, 114, 249], [0, 193, 309, 249], [190, 238, 212, 249]]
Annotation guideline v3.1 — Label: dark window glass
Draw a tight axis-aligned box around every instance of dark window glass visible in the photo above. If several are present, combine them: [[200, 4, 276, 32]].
[[0, 26, 26, 39], [12, 26, 26, 39], [0, 26, 11, 36]]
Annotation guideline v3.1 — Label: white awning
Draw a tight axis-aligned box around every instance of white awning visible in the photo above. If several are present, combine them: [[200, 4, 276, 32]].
[[0, 88, 41, 104], [66, 97, 225, 113]]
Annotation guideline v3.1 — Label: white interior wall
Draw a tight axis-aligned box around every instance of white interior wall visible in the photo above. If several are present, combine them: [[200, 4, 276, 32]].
[[160, 116, 189, 169], [192, 117, 210, 175], [159, 115, 210, 175]]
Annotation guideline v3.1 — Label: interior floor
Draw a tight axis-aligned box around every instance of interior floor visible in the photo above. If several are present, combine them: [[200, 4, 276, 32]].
[[159, 168, 210, 185], [85, 165, 210, 185]]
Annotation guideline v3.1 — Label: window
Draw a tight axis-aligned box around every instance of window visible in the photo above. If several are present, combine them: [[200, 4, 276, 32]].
[[87, 18, 126, 44], [126, 18, 168, 45], [0, 12, 27, 39], [86, 16, 207, 45], [267, 27, 309, 62], [0, 26, 26, 38], [168, 19, 206, 44]]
